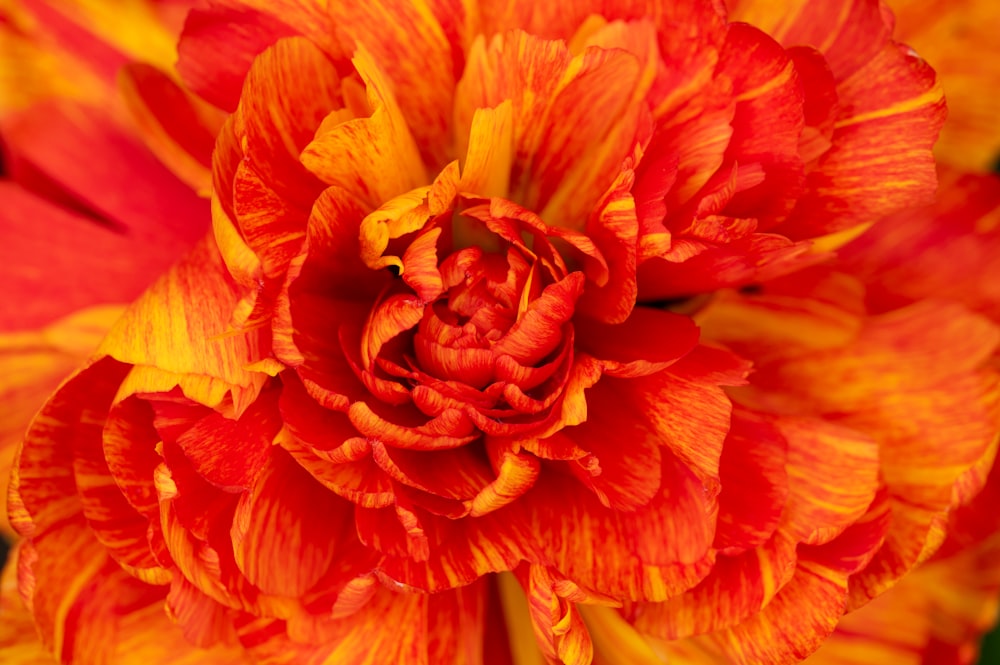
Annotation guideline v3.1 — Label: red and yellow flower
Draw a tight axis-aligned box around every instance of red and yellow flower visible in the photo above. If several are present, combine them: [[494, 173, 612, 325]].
[[1, 0, 998, 664]]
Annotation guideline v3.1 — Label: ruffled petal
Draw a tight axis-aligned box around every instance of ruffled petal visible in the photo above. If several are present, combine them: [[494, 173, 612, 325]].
[[96, 236, 274, 400], [889, 0, 1000, 171]]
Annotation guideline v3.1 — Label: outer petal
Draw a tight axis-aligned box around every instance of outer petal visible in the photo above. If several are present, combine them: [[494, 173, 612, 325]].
[[777, 42, 946, 237], [840, 170, 1000, 321], [0, 184, 183, 330], [96, 236, 275, 403], [0, 306, 123, 537], [175, 0, 340, 112], [17, 518, 231, 665], [10, 355, 248, 664], [889, 0, 1000, 171], [236, 584, 487, 665], [2, 100, 209, 249], [0, 543, 57, 664], [805, 462, 1000, 665], [728, 0, 890, 81], [699, 283, 1000, 604], [119, 62, 225, 196]]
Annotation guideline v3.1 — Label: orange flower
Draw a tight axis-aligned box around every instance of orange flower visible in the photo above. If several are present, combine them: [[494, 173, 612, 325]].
[[0, 1, 997, 665]]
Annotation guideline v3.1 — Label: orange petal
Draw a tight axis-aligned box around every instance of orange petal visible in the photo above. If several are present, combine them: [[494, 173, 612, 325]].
[[165, 575, 239, 649], [19, 0, 182, 76], [841, 170, 1000, 321], [301, 48, 428, 208], [0, 305, 123, 538], [889, 0, 1000, 171], [779, 42, 946, 237], [460, 102, 515, 198], [740, 299, 998, 414], [97, 236, 273, 400], [16, 517, 249, 664], [119, 63, 225, 196], [0, 10, 107, 115], [455, 29, 647, 230], [729, 0, 891, 81], [525, 460, 717, 603], [0, 542, 58, 664], [702, 561, 851, 664], [11, 356, 130, 541], [73, 388, 172, 583], [807, 458, 1000, 664], [231, 448, 353, 597], [237, 584, 487, 665], [634, 532, 798, 640], [324, 0, 473, 168], [694, 283, 863, 360], [518, 565, 594, 665], [576, 154, 640, 323], [777, 417, 880, 547]]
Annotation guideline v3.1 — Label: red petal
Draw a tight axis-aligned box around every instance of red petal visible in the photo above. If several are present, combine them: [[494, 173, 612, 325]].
[[0, 184, 182, 329], [12, 356, 128, 539], [119, 62, 224, 195], [714, 409, 789, 552], [780, 43, 946, 237], [3, 100, 208, 246], [576, 307, 700, 378], [718, 23, 805, 227], [231, 448, 353, 596], [174, 387, 283, 491], [175, 1, 334, 112]]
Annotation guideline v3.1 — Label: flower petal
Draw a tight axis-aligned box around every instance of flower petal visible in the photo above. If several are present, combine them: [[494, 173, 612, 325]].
[[118, 63, 225, 196], [301, 48, 428, 208], [175, 0, 338, 112], [0, 305, 122, 537], [889, 0, 1000, 171], [841, 170, 1000, 321], [779, 42, 946, 237], [0, 184, 179, 330], [2, 100, 209, 247], [97, 236, 272, 397], [231, 448, 353, 596]]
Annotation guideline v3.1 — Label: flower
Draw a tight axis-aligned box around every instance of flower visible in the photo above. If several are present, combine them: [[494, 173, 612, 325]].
[[1, 1, 998, 665]]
